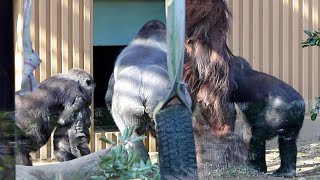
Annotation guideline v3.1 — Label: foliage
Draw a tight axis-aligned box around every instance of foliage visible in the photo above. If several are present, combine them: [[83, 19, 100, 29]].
[[301, 30, 320, 47], [302, 29, 320, 120], [310, 97, 320, 121], [0, 111, 15, 179], [91, 127, 160, 180], [94, 107, 117, 129]]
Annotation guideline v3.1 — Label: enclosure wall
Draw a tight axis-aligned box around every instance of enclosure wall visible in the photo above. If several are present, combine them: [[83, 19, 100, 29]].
[[226, 0, 319, 111], [13, 0, 319, 161], [14, 0, 94, 160]]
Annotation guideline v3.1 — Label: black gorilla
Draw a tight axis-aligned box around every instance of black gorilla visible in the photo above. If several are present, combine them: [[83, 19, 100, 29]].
[[15, 68, 94, 165], [105, 20, 173, 161], [232, 56, 305, 177], [53, 106, 91, 161]]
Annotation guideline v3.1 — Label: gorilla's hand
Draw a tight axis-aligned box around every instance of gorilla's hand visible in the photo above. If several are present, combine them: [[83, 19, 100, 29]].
[[58, 96, 86, 126]]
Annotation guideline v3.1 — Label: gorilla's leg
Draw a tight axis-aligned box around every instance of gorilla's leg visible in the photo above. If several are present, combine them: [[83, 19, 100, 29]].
[[273, 135, 297, 177], [112, 104, 149, 161], [114, 114, 149, 162], [55, 150, 76, 162], [54, 137, 77, 161], [248, 130, 267, 173]]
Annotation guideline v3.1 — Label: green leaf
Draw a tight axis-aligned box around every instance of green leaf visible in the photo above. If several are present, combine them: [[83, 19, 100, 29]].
[[130, 136, 146, 144], [139, 160, 146, 167], [146, 159, 151, 166], [302, 44, 310, 48], [90, 176, 106, 180], [304, 30, 313, 36], [139, 174, 148, 179], [99, 137, 116, 145], [122, 128, 129, 140], [138, 166, 151, 172], [127, 127, 134, 138], [310, 38, 317, 46], [311, 113, 318, 121], [116, 144, 123, 158]]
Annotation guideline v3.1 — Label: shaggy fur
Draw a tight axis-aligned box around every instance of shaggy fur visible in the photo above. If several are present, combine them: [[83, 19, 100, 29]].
[[184, 0, 235, 133], [15, 69, 94, 165], [233, 56, 305, 177], [183, 0, 247, 173]]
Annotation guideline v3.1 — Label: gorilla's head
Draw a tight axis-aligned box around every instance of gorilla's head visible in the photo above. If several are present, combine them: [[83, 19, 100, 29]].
[[137, 19, 166, 39], [67, 68, 95, 101]]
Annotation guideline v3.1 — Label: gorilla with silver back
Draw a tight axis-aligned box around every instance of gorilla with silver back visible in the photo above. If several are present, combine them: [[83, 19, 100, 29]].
[[105, 20, 171, 161], [232, 56, 305, 177], [15, 68, 94, 165]]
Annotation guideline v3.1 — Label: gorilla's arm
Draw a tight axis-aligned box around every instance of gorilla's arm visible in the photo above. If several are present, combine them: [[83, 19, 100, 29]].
[[58, 96, 87, 126], [105, 73, 115, 111]]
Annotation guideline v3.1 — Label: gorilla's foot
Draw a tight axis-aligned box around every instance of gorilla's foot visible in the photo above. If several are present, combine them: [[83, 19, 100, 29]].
[[272, 167, 296, 177], [249, 161, 267, 173], [55, 150, 76, 162]]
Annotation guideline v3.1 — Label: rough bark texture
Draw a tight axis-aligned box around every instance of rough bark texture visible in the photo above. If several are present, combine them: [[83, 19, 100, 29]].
[[192, 105, 248, 179], [16, 149, 110, 180]]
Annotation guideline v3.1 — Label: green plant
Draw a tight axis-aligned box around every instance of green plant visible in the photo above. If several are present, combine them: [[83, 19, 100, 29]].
[[302, 30, 320, 47], [302, 29, 320, 120], [310, 97, 320, 121], [91, 127, 160, 180], [94, 107, 116, 128]]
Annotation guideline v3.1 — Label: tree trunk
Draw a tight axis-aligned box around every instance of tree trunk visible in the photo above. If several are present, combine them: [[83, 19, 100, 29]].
[[16, 149, 110, 180]]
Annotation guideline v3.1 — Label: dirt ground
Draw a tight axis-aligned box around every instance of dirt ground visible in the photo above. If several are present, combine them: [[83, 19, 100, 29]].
[[210, 117, 320, 180], [34, 117, 320, 179]]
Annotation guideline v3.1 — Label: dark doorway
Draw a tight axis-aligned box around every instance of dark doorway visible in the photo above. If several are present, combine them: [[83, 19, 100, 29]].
[[93, 46, 125, 130]]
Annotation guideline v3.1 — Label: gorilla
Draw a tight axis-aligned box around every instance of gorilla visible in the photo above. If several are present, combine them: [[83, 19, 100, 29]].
[[105, 19, 171, 161], [15, 68, 95, 165], [232, 56, 305, 177], [53, 106, 91, 162]]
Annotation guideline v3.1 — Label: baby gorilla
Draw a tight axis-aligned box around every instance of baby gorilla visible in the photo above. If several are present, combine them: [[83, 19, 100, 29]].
[[232, 56, 305, 177], [53, 106, 91, 161], [15, 68, 94, 165]]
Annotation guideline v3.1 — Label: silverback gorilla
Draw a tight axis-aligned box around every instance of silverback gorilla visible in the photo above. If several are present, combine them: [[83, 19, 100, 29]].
[[15, 68, 94, 165], [105, 20, 171, 161], [232, 56, 305, 177], [53, 106, 91, 161]]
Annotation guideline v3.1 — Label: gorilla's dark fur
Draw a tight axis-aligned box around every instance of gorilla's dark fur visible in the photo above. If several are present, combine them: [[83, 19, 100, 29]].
[[15, 68, 94, 165], [233, 56, 305, 177], [105, 20, 171, 161], [53, 106, 91, 162]]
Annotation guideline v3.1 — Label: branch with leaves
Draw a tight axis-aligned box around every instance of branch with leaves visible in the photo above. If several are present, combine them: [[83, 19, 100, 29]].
[[302, 30, 320, 47], [91, 127, 160, 180], [302, 29, 320, 121], [310, 97, 320, 121]]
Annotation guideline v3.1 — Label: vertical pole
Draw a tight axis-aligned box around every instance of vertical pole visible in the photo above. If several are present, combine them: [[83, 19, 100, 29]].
[[165, 0, 185, 83]]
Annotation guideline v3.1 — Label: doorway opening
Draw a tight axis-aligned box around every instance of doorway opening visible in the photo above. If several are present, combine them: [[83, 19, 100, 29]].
[[93, 45, 125, 130]]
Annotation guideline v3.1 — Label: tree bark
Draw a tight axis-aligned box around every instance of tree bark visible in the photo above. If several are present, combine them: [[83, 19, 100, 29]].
[[16, 149, 110, 180]]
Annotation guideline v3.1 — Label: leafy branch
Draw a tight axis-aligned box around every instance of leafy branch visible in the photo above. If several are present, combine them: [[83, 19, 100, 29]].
[[91, 127, 160, 180], [302, 29, 320, 120], [310, 97, 320, 121], [302, 30, 320, 48]]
